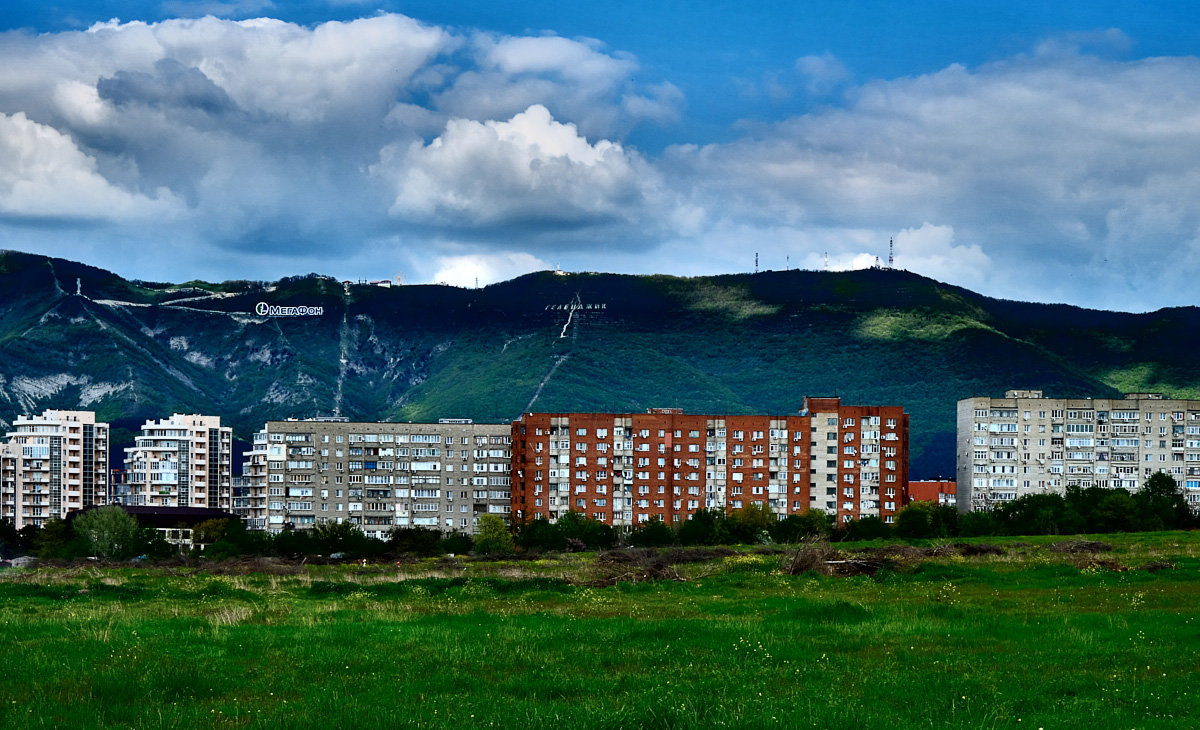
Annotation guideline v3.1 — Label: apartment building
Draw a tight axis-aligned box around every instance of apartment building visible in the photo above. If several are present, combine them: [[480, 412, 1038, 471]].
[[244, 418, 512, 537], [908, 480, 957, 508], [510, 398, 909, 527], [0, 409, 109, 529], [957, 390, 1200, 512], [123, 414, 233, 510]]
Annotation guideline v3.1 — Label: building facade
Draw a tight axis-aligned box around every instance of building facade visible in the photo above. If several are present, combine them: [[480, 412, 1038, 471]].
[[244, 418, 512, 537], [123, 414, 233, 510], [957, 390, 1200, 512], [0, 410, 109, 529], [907, 480, 957, 508], [510, 398, 909, 527]]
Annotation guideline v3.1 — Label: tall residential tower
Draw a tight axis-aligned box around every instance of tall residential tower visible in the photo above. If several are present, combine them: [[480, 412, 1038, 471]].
[[1, 410, 109, 529], [123, 414, 233, 509]]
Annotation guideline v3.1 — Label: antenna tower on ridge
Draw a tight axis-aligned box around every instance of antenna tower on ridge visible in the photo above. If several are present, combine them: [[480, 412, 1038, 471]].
[[888, 237, 894, 269], [754, 252, 759, 274]]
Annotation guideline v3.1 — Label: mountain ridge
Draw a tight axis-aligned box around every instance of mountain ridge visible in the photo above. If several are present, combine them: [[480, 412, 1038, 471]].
[[1, 249, 1196, 477]]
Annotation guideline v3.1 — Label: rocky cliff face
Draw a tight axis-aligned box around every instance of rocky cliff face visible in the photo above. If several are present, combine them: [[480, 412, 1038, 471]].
[[2, 249, 1197, 476]]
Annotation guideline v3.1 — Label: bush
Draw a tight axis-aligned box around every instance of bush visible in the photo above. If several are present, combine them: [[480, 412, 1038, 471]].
[[627, 517, 675, 547], [439, 532, 473, 555], [771, 510, 832, 543], [74, 507, 140, 559], [473, 515, 515, 555]]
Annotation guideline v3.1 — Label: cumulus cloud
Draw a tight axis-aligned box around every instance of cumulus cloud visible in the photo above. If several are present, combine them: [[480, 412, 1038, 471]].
[[432, 32, 680, 138], [0, 13, 676, 273], [377, 104, 659, 228], [669, 46, 1200, 308], [3, 13, 1200, 310], [427, 251, 551, 288], [0, 111, 180, 219], [794, 53, 852, 96]]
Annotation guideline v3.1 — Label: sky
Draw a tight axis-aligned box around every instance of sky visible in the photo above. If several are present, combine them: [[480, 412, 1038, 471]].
[[2, 1, 1200, 311]]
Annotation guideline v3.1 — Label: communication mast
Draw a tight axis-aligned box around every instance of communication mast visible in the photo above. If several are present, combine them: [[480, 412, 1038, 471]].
[[888, 237, 895, 269]]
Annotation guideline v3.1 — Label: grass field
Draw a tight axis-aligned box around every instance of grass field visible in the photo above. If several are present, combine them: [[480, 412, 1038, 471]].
[[2, 533, 1198, 729]]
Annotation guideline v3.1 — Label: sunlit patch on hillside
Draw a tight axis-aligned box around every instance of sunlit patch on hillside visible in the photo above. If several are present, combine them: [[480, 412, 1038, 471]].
[[856, 310, 993, 341], [686, 283, 779, 320], [1100, 363, 1200, 399]]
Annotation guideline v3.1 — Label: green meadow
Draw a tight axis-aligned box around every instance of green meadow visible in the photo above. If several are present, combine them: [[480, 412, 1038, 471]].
[[2, 533, 1198, 729]]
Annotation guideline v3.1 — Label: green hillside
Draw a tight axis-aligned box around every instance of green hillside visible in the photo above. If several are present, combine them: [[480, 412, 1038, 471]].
[[0, 250, 1194, 476]]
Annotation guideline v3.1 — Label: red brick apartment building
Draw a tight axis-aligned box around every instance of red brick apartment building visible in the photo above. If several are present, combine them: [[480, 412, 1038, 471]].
[[510, 398, 908, 528], [907, 480, 957, 508]]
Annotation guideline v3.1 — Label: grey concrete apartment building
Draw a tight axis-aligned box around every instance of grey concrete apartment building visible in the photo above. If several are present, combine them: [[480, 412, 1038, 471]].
[[242, 418, 512, 537], [957, 390, 1200, 512], [0, 409, 109, 529]]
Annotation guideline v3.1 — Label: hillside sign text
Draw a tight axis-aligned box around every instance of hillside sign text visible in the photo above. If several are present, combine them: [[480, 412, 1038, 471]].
[[255, 302, 324, 317]]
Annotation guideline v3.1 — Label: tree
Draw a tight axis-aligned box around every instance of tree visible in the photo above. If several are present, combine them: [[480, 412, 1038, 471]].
[[958, 510, 999, 537], [312, 520, 376, 557], [0, 519, 23, 559], [438, 532, 473, 555], [555, 511, 616, 550], [893, 502, 959, 539], [771, 510, 832, 543], [473, 514, 515, 555], [203, 518, 274, 560], [1090, 490, 1139, 533], [33, 518, 77, 559], [74, 506, 140, 559], [1135, 472, 1193, 531], [997, 493, 1086, 535], [389, 526, 443, 556], [191, 518, 231, 547], [724, 503, 775, 544], [628, 517, 675, 547], [677, 508, 722, 546], [845, 515, 891, 541], [515, 517, 564, 552]]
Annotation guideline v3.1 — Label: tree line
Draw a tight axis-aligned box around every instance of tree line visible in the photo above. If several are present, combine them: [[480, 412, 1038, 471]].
[[1, 475, 1194, 561]]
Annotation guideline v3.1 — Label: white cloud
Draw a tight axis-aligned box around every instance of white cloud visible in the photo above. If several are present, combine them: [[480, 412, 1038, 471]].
[[0, 13, 678, 277], [3, 15, 1200, 311], [891, 223, 991, 285], [794, 53, 851, 95], [427, 252, 550, 288], [0, 111, 180, 219], [147, 15, 452, 122], [378, 104, 659, 228], [667, 47, 1200, 308], [433, 32, 680, 138]]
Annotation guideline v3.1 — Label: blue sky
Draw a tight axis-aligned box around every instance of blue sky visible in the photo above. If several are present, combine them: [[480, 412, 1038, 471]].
[[2, 1, 1200, 310]]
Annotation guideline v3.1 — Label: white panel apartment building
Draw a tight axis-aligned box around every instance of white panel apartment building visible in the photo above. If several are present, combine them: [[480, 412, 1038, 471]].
[[0, 410, 109, 529], [957, 390, 1200, 512], [243, 418, 512, 537], [123, 414, 233, 509]]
